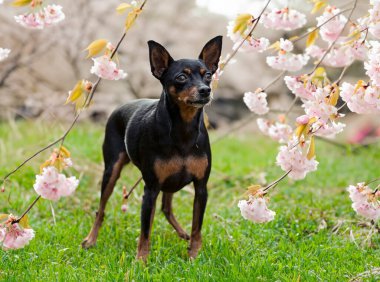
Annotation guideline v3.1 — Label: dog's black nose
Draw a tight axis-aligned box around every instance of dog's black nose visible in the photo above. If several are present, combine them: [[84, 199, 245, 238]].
[[198, 86, 211, 98]]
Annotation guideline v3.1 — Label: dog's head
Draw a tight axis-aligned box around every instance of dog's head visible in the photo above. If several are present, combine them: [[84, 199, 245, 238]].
[[148, 36, 222, 108]]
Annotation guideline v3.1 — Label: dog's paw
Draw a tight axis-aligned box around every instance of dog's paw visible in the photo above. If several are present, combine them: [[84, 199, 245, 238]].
[[178, 232, 190, 241], [81, 237, 96, 249], [187, 240, 202, 259], [136, 251, 149, 263]]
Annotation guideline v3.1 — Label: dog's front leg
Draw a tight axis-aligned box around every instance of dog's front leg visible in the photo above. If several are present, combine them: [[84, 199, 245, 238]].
[[137, 186, 159, 262], [188, 180, 208, 259]]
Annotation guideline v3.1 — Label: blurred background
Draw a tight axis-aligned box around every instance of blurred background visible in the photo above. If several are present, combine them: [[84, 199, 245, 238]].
[[0, 0, 378, 141]]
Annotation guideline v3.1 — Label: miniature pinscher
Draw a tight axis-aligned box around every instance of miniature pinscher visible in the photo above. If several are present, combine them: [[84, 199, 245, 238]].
[[81, 36, 223, 261]]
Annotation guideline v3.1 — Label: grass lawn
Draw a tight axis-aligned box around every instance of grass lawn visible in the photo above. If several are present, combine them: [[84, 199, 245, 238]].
[[0, 121, 380, 281]]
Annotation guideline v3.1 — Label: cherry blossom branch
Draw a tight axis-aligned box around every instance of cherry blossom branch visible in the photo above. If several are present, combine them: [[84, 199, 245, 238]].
[[262, 169, 292, 192], [1, 0, 148, 187], [310, 0, 358, 74], [292, 6, 353, 44], [123, 177, 143, 200], [12, 196, 41, 224], [262, 70, 286, 92], [211, 70, 287, 144], [4, 0, 148, 225], [366, 177, 380, 186], [222, 0, 271, 68]]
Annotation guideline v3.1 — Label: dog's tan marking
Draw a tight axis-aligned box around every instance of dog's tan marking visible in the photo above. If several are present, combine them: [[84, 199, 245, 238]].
[[154, 156, 183, 184], [169, 86, 200, 122], [183, 68, 192, 75], [177, 87, 199, 122], [154, 155, 208, 184], [199, 68, 207, 76], [185, 156, 208, 180]]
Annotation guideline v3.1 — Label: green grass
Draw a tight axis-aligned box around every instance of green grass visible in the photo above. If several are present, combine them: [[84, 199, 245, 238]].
[[1, 121, 380, 281]]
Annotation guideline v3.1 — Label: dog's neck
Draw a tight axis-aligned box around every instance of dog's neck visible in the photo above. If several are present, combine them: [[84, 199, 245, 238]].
[[156, 91, 204, 146]]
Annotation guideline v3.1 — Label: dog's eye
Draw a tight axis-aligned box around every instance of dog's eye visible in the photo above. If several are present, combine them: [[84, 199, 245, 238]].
[[176, 74, 187, 83], [204, 73, 212, 81]]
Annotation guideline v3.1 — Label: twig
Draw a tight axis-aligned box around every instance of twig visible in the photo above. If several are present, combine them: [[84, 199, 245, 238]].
[[5, 0, 149, 224], [309, 0, 358, 74], [1, 0, 148, 186], [124, 177, 143, 200], [292, 6, 353, 44], [12, 196, 41, 224], [263, 170, 292, 192], [222, 0, 271, 68]]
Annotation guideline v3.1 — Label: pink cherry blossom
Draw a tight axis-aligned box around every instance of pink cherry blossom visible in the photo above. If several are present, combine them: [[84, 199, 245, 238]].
[[43, 5, 65, 26], [243, 91, 269, 115], [257, 118, 270, 134], [0, 48, 11, 62], [266, 52, 309, 72], [256, 118, 293, 143], [302, 88, 338, 123], [351, 41, 368, 61], [306, 45, 354, 68], [368, 2, 380, 39], [0, 216, 35, 250], [261, 8, 306, 31], [284, 75, 316, 101], [340, 82, 380, 114], [279, 38, 293, 52], [121, 204, 128, 213], [33, 166, 79, 201], [296, 115, 310, 125], [233, 37, 269, 53], [238, 196, 275, 223], [14, 5, 65, 29], [91, 56, 128, 80], [14, 13, 44, 29], [347, 183, 380, 221], [312, 121, 346, 139], [317, 6, 347, 43], [276, 138, 318, 180], [365, 41, 380, 86]]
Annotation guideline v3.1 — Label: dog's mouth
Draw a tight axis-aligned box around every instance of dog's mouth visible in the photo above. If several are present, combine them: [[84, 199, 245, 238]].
[[187, 98, 210, 107]]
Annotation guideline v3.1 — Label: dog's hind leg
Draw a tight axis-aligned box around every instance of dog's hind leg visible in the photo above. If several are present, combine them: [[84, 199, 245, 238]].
[[162, 192, 190, 240], [82, 126, 129, 249]]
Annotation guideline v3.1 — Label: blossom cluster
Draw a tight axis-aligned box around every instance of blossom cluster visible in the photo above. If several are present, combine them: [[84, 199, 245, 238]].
[[0, 48, 11, 62], [347, 183, 380, 221], [15, 4, 65, 29], [0, 215, 35, 250], [238, 189, 275, 223]]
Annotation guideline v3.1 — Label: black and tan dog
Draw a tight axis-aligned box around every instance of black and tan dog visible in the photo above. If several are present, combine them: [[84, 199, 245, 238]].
[[82, 36, 223, 261]]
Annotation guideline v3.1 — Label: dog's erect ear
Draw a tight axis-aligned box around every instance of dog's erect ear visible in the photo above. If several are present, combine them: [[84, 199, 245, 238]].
[[147, 40, 174, 79], [198, 36, 223, 74]]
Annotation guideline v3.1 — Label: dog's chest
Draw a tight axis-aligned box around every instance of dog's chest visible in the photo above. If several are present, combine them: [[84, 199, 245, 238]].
[[154, 155, 208, 187]]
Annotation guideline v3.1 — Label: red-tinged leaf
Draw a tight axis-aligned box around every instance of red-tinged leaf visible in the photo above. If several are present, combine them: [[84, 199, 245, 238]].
[[116, 3, 132, 14], [66, 80, 83, 104], [19, 215, 31, 229], [0, 214, 9, 223], [245, 185, 262, 197], [59, 146, 71, 158], [311, 0, 327, 14], [12, 0, 32, 7], [329, 84, 340, 106], [307, 136, 316, 160], [306, 29, 319, 47], [296, 124, 307, 139], [232, 14, 253, 35], [125, 8, 142, 30], [84, 39, 108, 59]]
